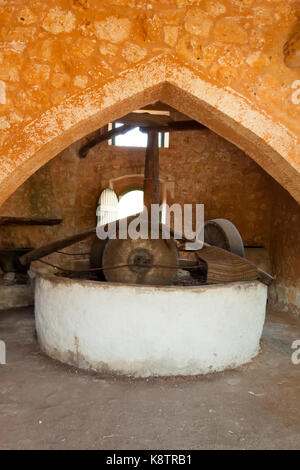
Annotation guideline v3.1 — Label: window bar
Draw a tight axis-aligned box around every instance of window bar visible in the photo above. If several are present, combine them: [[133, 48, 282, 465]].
[[159, 132, 165, 148], [111, 122, 117, 146]]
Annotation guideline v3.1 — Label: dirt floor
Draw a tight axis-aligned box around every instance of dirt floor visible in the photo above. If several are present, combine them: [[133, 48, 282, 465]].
[[0, 305, 300, 450]]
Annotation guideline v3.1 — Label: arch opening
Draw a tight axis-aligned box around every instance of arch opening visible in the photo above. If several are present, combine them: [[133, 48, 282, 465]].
[[117, 189, 144, 220], [0, 56, 299, 314]]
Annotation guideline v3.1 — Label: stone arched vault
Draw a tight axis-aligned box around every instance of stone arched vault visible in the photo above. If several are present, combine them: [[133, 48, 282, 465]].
[[0, 54, 299, 207]]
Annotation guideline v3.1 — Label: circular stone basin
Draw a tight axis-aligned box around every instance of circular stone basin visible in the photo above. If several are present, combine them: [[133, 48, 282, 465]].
[[35, 274, 267, 377]]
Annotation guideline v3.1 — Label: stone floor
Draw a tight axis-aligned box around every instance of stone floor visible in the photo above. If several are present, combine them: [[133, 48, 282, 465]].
[[0, 306, 300, 450]]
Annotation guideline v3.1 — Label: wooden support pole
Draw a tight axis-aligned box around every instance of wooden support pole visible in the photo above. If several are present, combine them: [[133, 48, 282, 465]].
[[144, 131, 160, 211], [19, 229, 96, 265], [79, 124, 134, 158]]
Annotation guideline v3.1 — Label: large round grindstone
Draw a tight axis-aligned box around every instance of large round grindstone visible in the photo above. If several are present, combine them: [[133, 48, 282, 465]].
[[204, 218, 245, 258], [102, 237, 178, 285]]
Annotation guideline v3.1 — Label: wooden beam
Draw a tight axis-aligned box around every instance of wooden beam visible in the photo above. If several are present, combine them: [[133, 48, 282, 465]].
[[0, 216, 62, 226], [79, 124, 134, 158], [139, 120, 206, 133], [166, 120, 206, 131], [79, 120, 207, 158], [19, 229, 96, 265], [119, 112, 172, 127], [195, 245, 259, 284], [118, 119, 205, 133], [144, 130, 160, 210]]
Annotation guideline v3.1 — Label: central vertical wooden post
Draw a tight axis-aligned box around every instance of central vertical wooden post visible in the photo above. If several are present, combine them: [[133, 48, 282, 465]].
[[144, 130, 160, 212]]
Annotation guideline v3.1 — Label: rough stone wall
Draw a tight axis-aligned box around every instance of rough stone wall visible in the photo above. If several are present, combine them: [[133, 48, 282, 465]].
[[269, 184, 300, 314], [0, 0, 299, 136], [0, 125, 272, 250]]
